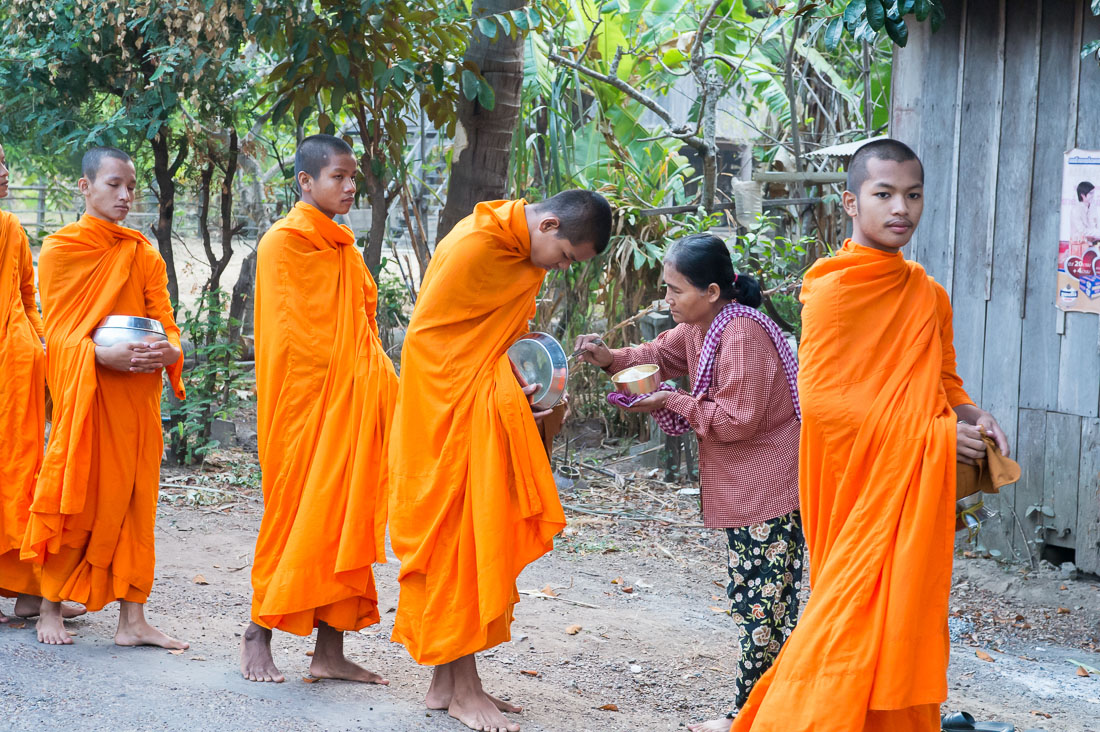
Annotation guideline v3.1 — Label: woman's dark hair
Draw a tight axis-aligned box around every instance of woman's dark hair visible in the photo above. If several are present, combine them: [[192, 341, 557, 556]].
[[664, 233, 762, 308], [1078, 181, 1096, 202]]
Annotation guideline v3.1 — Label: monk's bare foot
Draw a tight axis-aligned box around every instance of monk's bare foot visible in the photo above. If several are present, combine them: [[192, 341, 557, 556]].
[[426, 663, 521, 713], [36, 600, 72, 645], [114, 600, 188, 650], [687, 718, 734, 732], [424, 664, 519, 708], [13, 594, 87, 619], [308, 621, 388, 684], [445, 654, 520, 732], [0, 610, 8, 623], [240, 621, 284, 682]]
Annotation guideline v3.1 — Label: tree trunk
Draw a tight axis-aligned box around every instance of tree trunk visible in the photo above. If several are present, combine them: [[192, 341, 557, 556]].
[[150, 128, 185, 304], [365, 170, 388, 274], [229, 248, 257, 359], [436, 0, 526, 243]]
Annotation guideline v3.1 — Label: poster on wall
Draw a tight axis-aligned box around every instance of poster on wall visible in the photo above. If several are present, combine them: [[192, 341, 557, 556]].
[[1057, 149, 1100, 313]]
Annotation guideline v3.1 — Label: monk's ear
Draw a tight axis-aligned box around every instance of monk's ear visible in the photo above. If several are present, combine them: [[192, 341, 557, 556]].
[[841, 190, 858, 218], [77, 177, 91, 194], [297, 171, 313, 193], [538, 214, 561, 234]]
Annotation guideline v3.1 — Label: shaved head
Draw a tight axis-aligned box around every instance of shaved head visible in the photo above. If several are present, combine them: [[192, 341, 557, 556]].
[[295, 134, 355, 190], [82, 147, 133, 181], [528, 189, 613, 253], [846, 138, 923, 196]]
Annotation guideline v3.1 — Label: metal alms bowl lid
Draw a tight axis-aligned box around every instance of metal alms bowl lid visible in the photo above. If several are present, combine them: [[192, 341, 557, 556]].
[[94, 315, 166, 335], [507, 332, 568, 410]]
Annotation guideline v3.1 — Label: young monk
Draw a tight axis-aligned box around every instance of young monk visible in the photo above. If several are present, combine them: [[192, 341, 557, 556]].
[[730, 138, 1010, 732], [389, 190, 611, 732], [240, 134, 397, 684], [21, 147, 188, 649]]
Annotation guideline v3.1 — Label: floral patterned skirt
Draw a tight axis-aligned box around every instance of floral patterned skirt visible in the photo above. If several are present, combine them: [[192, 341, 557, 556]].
[[725, 509, 804, 714]]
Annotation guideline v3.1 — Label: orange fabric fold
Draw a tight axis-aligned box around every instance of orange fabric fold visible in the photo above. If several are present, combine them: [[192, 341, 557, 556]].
[[389, 199, 564, 665], [732, 240, 968, 732], [0, 210, 46, 597], [249, 202, 397, 635], [21, 214, 183, 611]]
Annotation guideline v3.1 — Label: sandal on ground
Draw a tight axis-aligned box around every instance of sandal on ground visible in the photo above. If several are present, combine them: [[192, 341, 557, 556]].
[[941, 712, 1014, 732]]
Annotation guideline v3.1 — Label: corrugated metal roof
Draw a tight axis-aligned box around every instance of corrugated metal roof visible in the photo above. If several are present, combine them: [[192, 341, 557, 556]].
[[804, 135, 889, 159]]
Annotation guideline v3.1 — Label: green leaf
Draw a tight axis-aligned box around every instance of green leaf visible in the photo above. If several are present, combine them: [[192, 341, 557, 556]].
[[431, 62, 445, 90], [1092, 0, 1100, 16], [149, 63, 171, 82], [477, 78, 496, 110], [1082, 39, 1100, 59], [899, 0, 916, 13], [335, 53, 350, 80], [461, 69, 479, 100], [824, 16, 844, 51], [914, 0, 931, 21], [477, 16, 497, 39], [884, 16, 908, 46], [844, 0, 866, 27], [929, 0, 946, 32], [866, 0, 886, 30]]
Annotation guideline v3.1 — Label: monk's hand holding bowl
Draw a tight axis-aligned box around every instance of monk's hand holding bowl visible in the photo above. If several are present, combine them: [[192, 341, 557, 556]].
[[95, 341, 154, 373], [127, 340, 182, 374], [573, 333, 612, 368], [520, 382, 554, 424], [619, 390, 671, 414], [955, 422, 987, 466]]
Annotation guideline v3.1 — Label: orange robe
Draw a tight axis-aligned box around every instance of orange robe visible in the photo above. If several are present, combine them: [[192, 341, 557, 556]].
[[0, 210, 46, 598], [731, 240, 972, 732], [249, 202, 397, 635], [21, 215, 184, 611], [389, 199, 564, 665]]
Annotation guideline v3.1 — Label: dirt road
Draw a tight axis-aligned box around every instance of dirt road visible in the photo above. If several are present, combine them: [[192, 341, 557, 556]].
[[1, 486, 1097, 732]]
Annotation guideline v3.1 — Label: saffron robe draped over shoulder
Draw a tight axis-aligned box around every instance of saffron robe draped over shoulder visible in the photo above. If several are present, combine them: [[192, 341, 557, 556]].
[[731, 240, 973, 732], [0, 210, 46, 597], [389, 199, 564, 666], [249, 202, 397, 635], [21, 215, 184, 612]]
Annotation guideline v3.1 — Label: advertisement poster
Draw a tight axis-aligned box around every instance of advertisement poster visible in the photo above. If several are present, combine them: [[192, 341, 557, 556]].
[[1057, 148, 1100, 313]]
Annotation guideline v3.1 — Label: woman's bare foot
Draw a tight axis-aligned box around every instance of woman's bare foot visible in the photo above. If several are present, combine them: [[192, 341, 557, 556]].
[[687, 717, 735, 732], [240, 621, 284, 682], [308, 622, 388, 684], [13, 594, 86, 619], [36, 600, 72, 645], [445, 654, 520, 732], [114, 600, 188, 649], [425, 663, 521, 713]]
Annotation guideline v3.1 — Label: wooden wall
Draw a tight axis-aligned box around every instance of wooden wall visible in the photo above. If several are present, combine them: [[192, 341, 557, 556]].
[[891, 0, 1100, 573]]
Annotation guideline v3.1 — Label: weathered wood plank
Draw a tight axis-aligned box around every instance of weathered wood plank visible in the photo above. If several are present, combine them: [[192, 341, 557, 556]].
[[908, 0, 963, 284], [1076, 418, 1100, 574], [1013, 408, 1048, 560], [981, 1, 1042, 551], [950, 0, 1004, 405], [889, 18, 928, 148], [1042, 411, 1081, 550], [1057, 6, 1100, 417], [1019, 0, 1078, 411]]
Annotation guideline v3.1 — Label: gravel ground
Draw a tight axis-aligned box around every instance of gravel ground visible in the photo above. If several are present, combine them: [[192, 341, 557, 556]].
[[1, 452, 1097, 732]]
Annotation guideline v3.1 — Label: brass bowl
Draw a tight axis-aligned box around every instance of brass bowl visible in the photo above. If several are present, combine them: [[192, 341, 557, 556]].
[[611, 363, 661, 395]]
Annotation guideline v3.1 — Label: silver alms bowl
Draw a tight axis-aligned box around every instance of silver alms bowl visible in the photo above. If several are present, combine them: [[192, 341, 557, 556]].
[[91, 315, 167, 347], [507, 332, 568, 411]]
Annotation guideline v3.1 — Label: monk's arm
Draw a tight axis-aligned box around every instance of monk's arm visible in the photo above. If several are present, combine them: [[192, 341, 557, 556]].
[[142, 249, 185, 397], [606, 325, 690, 380], [663, 322, 775, 442], [937, 283, 1010, 456], [18, 234, 45, 340]]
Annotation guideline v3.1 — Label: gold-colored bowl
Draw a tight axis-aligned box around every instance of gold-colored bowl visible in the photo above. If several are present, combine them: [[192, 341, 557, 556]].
[[611, 363, 661, 395]]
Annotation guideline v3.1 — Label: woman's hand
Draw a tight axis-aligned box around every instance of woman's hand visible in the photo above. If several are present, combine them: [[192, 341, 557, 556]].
[[618, 390, 672, 414], [573, 333, 613, 368]]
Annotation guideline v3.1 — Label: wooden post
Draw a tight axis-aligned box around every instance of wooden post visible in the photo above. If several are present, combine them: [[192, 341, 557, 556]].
[[36, 186, 47, 236]]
